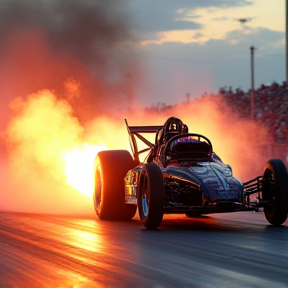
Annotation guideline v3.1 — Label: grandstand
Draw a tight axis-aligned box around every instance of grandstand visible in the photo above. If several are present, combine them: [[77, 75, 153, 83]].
[[220, 81, 288, 164]]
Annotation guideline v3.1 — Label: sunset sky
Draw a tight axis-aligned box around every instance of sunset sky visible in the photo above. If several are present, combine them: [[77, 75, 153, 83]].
[[130, 0, 285, 105], [0, 0, 285, 110]]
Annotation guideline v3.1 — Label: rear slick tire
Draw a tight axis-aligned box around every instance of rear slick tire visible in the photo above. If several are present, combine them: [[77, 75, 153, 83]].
[[262, 159, 288, 226], [94, 150, 137, 220], [137, 162, 165, 229]]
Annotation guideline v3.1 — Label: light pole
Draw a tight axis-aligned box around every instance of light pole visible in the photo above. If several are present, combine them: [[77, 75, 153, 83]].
[[286, 0, 288, 83], [250, 46, 255, 121]]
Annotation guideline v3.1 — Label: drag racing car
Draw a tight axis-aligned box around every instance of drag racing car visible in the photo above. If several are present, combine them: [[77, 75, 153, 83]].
[[93, 117, 288, 229]]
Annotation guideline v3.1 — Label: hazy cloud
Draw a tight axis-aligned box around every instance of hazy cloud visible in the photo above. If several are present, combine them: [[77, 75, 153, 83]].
[[129, 0, 253, 38]]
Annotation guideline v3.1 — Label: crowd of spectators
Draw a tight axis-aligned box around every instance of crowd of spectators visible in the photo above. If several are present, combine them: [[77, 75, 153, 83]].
[[219, 81, 288, 144], [147, 81, 288, 146]]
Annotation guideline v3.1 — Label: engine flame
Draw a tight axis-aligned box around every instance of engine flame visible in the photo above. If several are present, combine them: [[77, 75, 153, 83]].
[[63, 144, 106, 198]]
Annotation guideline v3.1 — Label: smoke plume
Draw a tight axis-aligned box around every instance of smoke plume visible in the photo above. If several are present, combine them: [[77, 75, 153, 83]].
[[0, 1, 270, 215], [0, 0, 140, 129]]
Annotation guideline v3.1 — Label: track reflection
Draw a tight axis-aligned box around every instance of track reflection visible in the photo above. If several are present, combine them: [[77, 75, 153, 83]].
[[0, 212, 287, 288]]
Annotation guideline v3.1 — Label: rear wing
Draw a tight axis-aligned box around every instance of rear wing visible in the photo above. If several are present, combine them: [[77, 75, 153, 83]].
[[125, 119, 162, 163]]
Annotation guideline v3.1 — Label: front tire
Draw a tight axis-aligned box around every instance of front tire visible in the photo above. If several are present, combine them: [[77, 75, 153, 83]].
[[94, 150, 137, 220], [262, 159, 288, 226], [137, 163, 165, 229]]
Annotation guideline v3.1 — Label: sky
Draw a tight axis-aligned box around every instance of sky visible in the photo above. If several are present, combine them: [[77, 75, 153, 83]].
[[0, 0, 285, 111], [129, 0, 285, 106]]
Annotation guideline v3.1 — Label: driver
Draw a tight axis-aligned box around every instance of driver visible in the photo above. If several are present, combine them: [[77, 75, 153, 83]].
[[162, 117, 187, 142], [156, 117, 189, 147], [147, 117, 188, 163]]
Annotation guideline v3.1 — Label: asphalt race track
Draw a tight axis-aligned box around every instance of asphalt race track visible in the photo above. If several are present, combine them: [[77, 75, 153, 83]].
[[0, 211, 288, 288]]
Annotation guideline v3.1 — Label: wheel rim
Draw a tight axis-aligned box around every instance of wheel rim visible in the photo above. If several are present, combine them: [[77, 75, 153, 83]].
[[141, 175, 149, 217], [94, 166, 102, 215], [263, 169, 276, 214]]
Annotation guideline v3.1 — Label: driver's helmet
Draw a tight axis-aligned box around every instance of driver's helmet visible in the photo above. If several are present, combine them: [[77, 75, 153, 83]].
[[163, 117, 185, 142]]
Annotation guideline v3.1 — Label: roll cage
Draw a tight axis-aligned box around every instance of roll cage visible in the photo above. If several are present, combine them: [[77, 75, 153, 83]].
[[125, 119, 162, 164], [162, 133, 213, 166], [125, 119, 214, 164]]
